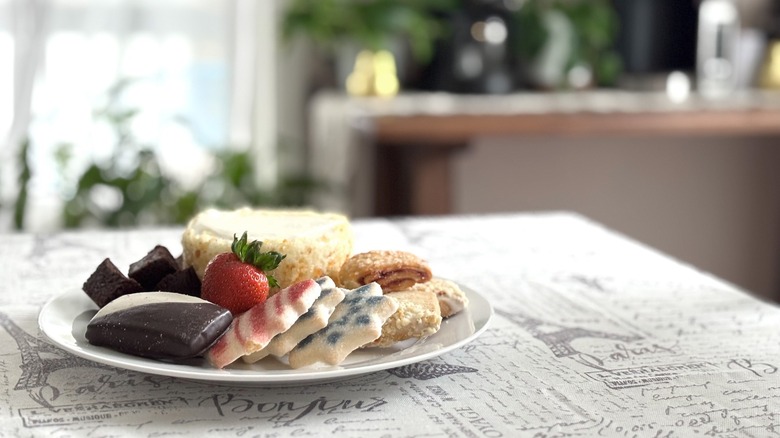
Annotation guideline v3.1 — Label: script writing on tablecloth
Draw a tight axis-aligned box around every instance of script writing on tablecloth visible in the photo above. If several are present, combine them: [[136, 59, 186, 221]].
[[0, 215, 779, 437], [0, 307, 483, 436], [460, 270, 780, 437]]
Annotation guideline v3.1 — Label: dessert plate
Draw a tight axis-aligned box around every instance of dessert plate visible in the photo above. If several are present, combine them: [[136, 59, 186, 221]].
[[38, 283, 493, 386]]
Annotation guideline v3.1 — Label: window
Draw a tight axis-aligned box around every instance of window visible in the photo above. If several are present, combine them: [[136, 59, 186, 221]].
[[0, 0, 276, 230]]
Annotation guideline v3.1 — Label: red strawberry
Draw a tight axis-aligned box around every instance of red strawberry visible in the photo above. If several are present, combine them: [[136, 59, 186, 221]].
[[201, 232, 286, 315]]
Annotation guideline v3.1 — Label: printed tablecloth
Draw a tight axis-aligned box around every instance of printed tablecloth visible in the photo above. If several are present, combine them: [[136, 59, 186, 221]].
[[1, 213, 778, 437]]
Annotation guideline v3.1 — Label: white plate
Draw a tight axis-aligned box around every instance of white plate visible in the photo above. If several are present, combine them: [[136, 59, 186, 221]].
[[38, 284, 493, 386]]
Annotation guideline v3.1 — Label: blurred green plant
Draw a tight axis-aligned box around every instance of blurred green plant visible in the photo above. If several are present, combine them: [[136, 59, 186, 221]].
[[53, 81, 325, 229], [282, 0, 457, 63], [514, 0, 622, 87]]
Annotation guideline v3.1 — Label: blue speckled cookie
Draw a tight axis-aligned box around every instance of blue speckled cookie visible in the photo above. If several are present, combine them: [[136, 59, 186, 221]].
[[243, 277, 345, 363], [287, 282, 398, 368]]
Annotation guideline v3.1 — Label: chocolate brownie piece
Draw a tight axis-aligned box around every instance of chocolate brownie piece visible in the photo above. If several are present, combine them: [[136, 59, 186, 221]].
[[128, 245, 179, 291], [156, 266, 202, 297], [83, 258, 144, 308]]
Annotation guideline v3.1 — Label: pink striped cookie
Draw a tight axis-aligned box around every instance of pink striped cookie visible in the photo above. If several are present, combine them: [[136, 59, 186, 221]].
[[206, 279, 321, 368], [243, 277, 345, 363]]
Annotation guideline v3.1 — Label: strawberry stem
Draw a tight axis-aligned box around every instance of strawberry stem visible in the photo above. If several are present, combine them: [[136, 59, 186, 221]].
[[231, 232, 286, 287]]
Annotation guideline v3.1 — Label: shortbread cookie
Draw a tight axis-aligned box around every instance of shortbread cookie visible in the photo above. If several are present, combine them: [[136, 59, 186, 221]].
[[368, 289, 442, 347], [182, 208, 353, 288], [206, 279, 321, 369], [409, 277, 469, 318], [287, 283, 398, 368], [338, 250, 432, 293], [243, 277, 345, 363], [86, 292, 232, 360]]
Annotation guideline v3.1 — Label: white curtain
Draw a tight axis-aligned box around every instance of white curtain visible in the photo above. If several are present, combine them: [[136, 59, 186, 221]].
[[0, 0, 277, 230]]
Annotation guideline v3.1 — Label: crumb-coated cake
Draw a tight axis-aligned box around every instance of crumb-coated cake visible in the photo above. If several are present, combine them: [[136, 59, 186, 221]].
[[181, 208, 354, 288]]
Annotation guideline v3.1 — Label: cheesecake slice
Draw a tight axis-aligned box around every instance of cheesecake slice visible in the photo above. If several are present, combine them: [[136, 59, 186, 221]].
[[181, 208, 354, 289]]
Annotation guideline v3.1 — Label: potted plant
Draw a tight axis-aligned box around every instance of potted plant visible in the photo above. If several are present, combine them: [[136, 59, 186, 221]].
[[282, 0, 457, 93], [513, 0, 622, 89]]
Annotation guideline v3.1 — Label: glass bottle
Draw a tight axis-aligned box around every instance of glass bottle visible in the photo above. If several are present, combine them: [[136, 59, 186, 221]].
[[697, 0, 740, 99]]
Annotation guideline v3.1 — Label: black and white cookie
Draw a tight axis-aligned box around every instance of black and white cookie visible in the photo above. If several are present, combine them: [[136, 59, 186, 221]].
[[85, 292, 232, 361]]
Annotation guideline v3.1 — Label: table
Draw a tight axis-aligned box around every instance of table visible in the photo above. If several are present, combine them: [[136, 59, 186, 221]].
[[309, 90, 780, 216], [2, 212, 780, 437]]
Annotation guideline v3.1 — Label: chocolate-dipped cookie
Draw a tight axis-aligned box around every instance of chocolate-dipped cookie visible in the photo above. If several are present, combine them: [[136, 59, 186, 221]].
[[85, 292, 232, 361]]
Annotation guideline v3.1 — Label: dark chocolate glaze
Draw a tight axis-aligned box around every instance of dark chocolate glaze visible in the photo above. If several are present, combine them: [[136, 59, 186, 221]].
[[86, 302, 232, 360]]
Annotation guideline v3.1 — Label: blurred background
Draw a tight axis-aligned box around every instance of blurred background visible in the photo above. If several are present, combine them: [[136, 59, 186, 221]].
[[2, 0, 780, 301]]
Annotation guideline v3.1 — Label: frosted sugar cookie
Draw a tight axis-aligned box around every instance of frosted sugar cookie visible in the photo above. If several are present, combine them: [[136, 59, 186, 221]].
[[287, 283, 398, 368], [242, 277, 345, 363], [206, 279, 321, 369]]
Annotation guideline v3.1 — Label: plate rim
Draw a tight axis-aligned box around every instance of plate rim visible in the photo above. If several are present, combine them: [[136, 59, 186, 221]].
[[38, 282, 494, 384]]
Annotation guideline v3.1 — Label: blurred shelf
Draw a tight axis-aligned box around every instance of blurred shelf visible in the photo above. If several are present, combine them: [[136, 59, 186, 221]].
[[374, 107, 780, 145], [309, 90, 780, 216]]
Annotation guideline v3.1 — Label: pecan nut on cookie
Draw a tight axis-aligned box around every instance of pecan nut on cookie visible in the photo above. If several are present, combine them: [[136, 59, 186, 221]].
[[338, 250, 433, 293]]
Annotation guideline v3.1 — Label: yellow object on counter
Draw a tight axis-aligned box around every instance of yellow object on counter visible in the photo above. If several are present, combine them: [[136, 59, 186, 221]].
[[760, 40, 780, 89], [346, 50, 399, 97]]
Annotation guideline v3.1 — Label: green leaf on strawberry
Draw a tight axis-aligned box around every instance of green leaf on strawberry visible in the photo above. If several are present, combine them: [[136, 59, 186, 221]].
[[231, 232, 286, 288], [201, 232, 287, 315]]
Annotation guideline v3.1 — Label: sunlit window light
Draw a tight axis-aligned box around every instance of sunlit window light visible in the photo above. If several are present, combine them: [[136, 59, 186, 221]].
[[3, 0, 237, 232], [37, 31, 95, 147], [88, 33, 120, 93], [159, 34, 192, 111], [0, 31, 13, 139], [121, 33, 162, 78]]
